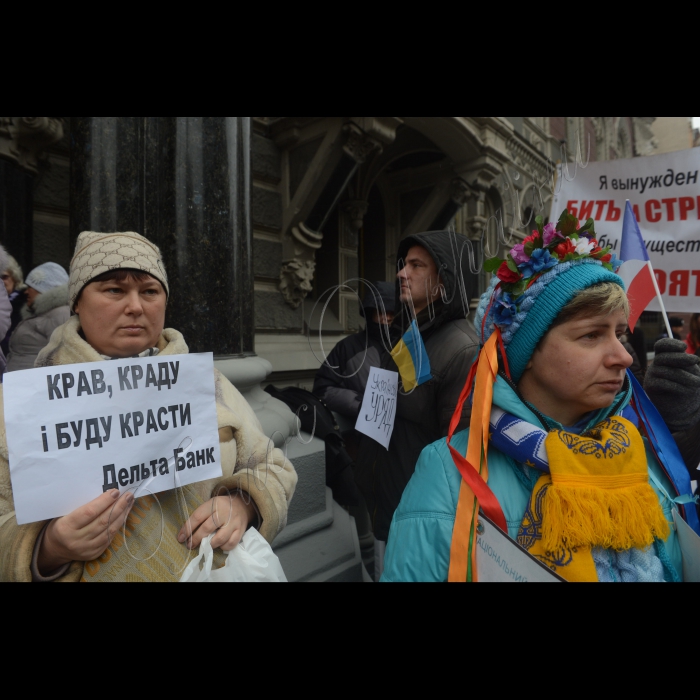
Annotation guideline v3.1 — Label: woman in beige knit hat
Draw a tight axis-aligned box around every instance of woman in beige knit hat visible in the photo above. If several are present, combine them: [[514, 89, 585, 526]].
[[0, 231, 297, 583]]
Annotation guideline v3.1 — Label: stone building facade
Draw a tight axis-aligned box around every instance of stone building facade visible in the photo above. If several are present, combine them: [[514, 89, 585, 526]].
[[250, 117, 658, 388], [0, 117, 660, 389]]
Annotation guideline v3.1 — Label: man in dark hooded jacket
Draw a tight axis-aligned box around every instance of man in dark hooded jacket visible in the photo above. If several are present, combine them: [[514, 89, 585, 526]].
[[354, 232, 480, 571]]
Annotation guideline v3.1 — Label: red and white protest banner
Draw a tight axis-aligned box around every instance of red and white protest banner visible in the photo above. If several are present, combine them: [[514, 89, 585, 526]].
[[551, 149, 700, 313]]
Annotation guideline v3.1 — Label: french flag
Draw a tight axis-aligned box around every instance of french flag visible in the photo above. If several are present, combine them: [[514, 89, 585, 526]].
[[618, 201, 659, 332]]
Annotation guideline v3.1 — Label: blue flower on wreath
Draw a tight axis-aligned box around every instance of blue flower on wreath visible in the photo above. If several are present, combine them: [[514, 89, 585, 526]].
[[519, 248, 558, 280], [493, 292, 517, 327], [609, 253, 623, 272]]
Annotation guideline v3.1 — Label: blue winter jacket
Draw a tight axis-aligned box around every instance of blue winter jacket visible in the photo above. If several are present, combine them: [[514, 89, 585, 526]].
[[382, 376, 684, 583]]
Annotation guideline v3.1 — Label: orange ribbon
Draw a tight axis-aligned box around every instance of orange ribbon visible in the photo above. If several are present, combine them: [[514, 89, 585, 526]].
[[448, 331, 509, 583]]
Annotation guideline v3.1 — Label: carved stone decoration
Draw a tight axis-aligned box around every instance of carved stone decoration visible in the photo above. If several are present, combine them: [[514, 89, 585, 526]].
[[343, 124, 382, 164], [348, 117, 403, 146], [280, 222, 324, 309], [450, 178, 473, 207], [341, 199, 369, 232], [633, 117, 658, 156], [0, 116, 64, 173]]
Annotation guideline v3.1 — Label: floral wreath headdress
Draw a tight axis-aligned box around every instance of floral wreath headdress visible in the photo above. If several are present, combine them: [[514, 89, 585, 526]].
[[483, 210, 622, 331]]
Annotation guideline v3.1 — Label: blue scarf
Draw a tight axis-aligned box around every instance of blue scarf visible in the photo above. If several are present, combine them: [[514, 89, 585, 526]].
[[489, 407, 550, 473]]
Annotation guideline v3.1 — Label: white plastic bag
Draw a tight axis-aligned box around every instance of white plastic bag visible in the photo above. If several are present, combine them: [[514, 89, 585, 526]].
[[179, 529, 288, 583]]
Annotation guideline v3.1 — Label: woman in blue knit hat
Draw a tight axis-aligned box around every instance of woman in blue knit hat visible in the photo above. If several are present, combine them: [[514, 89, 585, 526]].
[[382, 210, 694, 583]]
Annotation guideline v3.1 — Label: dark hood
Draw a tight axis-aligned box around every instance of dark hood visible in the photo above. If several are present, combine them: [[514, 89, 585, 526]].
[[360, 281, 396, 319], [396, 230, 472, 334]]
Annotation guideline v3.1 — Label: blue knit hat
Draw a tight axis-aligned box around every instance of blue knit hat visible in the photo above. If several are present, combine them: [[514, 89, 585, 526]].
[[476, 211, 625, 382]]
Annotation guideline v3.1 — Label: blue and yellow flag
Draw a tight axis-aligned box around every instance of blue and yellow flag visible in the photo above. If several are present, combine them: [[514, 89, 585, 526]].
[[391, 320, 432, 392]]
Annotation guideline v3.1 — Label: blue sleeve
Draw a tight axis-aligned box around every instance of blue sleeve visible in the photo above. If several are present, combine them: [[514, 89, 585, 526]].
[[381, 442, 459, 583]]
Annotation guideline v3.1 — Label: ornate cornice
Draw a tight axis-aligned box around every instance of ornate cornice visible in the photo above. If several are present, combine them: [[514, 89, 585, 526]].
[[506, 132, 555, 178]]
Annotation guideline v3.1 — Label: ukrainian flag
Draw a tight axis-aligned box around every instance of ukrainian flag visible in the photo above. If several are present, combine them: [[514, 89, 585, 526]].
[[391, 320, 433, 392]]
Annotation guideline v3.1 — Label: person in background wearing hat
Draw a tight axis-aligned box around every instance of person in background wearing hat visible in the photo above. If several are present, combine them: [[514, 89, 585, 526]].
[[313, 281, 396, 578], [6, 262, 69, 374], [313, 281, 396, 425], [0, 246, 13, 377], [2, 256, 27, 348], [383, 212, 686, 583], [659, 317, 685, 342], [1, 254, 27, 359], [0, 231, 297, 582]]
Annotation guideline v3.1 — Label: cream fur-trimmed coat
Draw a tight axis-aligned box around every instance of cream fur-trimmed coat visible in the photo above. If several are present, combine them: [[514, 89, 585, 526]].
[[0, 316, 297, 582]]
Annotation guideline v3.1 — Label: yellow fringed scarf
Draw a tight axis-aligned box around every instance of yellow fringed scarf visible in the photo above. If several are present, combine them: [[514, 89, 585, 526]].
[[517, 417, 670, 582]]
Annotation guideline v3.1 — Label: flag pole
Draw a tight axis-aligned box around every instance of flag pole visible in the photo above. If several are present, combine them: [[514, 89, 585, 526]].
[[647, 260, 674, 339]]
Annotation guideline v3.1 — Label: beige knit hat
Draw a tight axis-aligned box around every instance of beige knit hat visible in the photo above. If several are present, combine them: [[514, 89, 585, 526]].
[[69, 231, 170, 309]]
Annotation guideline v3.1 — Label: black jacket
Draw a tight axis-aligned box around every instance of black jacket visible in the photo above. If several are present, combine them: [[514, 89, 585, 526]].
[[355, 231, 480, 541], [313, 321, 388, 421]]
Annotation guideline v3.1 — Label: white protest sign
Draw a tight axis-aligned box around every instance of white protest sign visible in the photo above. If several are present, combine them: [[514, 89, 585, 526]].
[[551, 148, 700, 313], [4, 353, 223, 525], [355, 367, 398, 451], [673, 510, 700, 583], [476, 515, 565, 583]]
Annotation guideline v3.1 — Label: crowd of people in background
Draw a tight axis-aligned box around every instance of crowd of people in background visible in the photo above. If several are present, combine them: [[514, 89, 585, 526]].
[[0, 247, 71, 380]]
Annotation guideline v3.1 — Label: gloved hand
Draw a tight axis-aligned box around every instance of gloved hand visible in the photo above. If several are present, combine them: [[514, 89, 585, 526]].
[[645, 339, 700, 432]]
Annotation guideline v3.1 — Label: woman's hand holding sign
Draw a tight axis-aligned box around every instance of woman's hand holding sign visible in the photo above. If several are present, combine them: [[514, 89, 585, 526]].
[[38, 490, 134, 575], [179, 493, 255, 552], [38, 490, 254, 577]]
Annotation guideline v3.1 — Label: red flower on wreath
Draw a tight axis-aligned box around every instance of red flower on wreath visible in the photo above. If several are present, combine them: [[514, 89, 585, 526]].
[[524, 231, 541, 246], [497, 261, 521, 284], [554, 239, 576, 259]]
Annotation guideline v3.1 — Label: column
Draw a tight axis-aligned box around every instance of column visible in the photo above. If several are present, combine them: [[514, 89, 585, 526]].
[[71, 117, 254, 355], [70, 117, 294, 437], [144, 117, 254, 356], [70, 117, 144, 237]]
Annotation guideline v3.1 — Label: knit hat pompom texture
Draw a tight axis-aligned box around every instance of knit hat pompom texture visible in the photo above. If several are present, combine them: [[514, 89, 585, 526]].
[[69, 231, 169, 308], [476, 259, 626, 382], [26, 262, 70, 294]]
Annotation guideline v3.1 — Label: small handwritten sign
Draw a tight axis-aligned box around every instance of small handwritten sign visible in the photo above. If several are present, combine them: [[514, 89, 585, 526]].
[[476, 515, 565, 583], [355, 367, 398, 450]]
